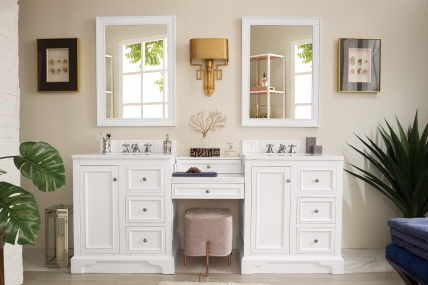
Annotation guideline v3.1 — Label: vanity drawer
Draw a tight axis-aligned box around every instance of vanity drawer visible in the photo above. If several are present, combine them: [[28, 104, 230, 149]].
[[126, 197, 164, 223], [172, 183, 244, 199], [126, 227, 165, 254], [297, 198, 335, 224], [298, 167, 336, 193], [297, 228, 335, 254], [175, 159, 242, 174], [126, 166, 164, 194]]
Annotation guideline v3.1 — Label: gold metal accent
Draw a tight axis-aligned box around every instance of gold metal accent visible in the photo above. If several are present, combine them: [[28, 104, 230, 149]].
[[190, 38, 229, 97]]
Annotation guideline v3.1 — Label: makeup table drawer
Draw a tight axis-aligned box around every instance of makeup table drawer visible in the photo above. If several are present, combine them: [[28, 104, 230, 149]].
[[172, 183, 244, 199], [175, 159, 242, 174]]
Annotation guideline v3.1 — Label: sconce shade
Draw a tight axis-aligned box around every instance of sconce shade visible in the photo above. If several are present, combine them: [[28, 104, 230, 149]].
[[190, 38, 229, 61]]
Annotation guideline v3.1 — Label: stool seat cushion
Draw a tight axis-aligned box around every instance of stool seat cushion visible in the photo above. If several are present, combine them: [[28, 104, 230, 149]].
[[184, 208, 232, 257]]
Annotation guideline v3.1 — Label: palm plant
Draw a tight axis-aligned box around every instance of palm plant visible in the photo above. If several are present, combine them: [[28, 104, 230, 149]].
[[0, 141, 65, 245], [345, 112, 428, 218]]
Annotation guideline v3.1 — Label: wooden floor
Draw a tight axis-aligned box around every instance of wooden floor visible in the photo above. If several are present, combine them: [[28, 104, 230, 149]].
[[22, 271, 404, 285]]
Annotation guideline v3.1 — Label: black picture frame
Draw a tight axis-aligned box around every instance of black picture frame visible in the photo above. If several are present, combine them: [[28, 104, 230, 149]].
[[338, 38, 381, 92], [37, 38, 79, 92]]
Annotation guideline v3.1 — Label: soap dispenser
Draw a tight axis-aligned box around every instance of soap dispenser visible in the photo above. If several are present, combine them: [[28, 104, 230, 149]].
[[163, 134, 172, 154]]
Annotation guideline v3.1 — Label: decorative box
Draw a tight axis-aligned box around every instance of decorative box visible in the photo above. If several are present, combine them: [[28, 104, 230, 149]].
[[190, 148, 220, 157]]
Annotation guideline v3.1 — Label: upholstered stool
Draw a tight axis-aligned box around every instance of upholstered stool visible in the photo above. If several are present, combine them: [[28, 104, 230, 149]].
[[184, 208, 232, 276]]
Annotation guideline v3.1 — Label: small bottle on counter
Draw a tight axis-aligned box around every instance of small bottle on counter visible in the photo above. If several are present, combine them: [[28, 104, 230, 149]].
[[163, 134, 172, 154]]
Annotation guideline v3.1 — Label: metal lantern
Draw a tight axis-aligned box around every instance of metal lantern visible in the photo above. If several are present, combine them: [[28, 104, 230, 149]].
[[45, 204, 73, 267]]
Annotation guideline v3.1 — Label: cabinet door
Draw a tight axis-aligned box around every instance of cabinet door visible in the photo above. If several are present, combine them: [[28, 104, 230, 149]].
[[79, 166, 119, 254], [251, 167, 290, 254]]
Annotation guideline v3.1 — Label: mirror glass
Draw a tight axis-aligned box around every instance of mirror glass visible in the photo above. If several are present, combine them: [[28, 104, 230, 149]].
[[241, 17, 320, 127], [97, 16, 176, 126]]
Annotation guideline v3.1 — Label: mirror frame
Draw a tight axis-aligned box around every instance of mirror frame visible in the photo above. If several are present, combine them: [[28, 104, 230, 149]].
[[241, 17, 321, 127], [96, 16, 176, 126]]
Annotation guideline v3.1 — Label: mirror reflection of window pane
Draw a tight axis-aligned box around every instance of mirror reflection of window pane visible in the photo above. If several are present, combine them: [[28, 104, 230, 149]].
[[295, 74, 312, 104], [143, 104, 163, 118], [164, 104, 168, 119], [144, 40, 164, 71], [164, 71, 168, 103], [123, 74, 141, 103], [123, 106, 141, 118], [143, 72, 163, 103], [295, 106, 311, 119], [294, 44, 312, 73], [123, 44, 141, 73]]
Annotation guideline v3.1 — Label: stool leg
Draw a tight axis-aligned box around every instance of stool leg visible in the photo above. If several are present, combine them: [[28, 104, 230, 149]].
[[228, 253, 231, 266], [206, 242, 210, 277], [184, 254, 186, 266]]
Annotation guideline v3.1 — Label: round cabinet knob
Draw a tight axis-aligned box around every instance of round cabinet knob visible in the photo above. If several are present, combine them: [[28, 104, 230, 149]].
[[143, 208, 147, 212], [206, 189, 210, 194], [314, 239, 318, 243], [143, 177, 147, 181], [314, 209, 319, 213], [315, 179, 319, 183], [143, 239, 147, 243], [286, 179, 291, 183], [207, 165, 211, 169], [113, 177, 117, 182]]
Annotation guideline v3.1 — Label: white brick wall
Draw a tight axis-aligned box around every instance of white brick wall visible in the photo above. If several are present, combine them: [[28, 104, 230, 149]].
[[0, 0, 22, 284]]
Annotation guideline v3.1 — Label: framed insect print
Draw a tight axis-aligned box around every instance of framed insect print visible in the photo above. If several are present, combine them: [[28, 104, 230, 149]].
[[338, 38, 381, 92], [37, 38, 80, 92]]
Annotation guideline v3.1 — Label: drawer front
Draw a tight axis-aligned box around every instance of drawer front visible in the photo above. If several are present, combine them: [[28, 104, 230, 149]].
[[299, 167, 336, 193], [126, 197, 164, 223], [297, 228, 335, 254], [126, 166, 163, 194], [172, 183, 244, 199], [297, 198, 335, 224], [175, 159, 241, 174], [126, 227, 165, 254]]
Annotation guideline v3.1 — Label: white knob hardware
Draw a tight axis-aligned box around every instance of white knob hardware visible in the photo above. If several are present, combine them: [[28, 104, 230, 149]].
[[207, 165, 211, 169], [143, 208, 147, 212], [143, 239, 147, 243], [206, 189, 210, 193], [113, 177, 117, 182], [143, 177, 147, 181], [315, 179, 319, 182], [314, 239, 318, 243], [286, 179, 291, 182]]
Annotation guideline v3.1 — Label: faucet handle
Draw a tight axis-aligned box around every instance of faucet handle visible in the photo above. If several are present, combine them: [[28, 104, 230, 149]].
[[144, 143, 152, 153], [131, 143, 140, 153], [266, 144, 274, 153], [122, 143, 130, 153]]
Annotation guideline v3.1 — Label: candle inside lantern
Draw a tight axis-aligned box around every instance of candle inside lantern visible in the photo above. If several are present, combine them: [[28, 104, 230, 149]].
[[56, 235, 65, 262]]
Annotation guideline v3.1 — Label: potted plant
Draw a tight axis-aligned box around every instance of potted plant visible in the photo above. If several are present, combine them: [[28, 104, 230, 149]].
[[0, 141, 65, 283], [345, 112, 428, 218]]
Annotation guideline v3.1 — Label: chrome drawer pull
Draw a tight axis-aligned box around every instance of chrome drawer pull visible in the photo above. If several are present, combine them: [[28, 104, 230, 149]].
[[207, 165, 211, 169], [286, 179, 291, 183], [113, 177, 117, 182], [143, 239, 147, 243], [143, 208, 147, 212], [315, 179, 319, 182], [314, 239, 318, 243], [314, 209, 319, 213], [143, 177, 147, 181], [206, 189, 210, 194]]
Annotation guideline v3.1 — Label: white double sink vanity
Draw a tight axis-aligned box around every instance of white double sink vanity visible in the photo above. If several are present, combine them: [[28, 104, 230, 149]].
[[71, 140, 344, 275]]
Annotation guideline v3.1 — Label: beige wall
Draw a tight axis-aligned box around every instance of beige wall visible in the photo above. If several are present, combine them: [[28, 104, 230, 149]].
[[19, 0, 428, 248]]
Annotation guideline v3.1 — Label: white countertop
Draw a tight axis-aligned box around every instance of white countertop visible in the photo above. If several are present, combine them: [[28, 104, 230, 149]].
[[72, 152, 179, 159], [239, 152, 344, 161]]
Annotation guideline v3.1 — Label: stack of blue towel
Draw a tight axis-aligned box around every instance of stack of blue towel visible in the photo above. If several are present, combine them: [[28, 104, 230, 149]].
[[386, 218, 428, 284]]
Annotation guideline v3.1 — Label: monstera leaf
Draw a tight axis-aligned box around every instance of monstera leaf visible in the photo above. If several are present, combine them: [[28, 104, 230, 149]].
[[14, 141, 66, 192], [0, 182, 40, 245]]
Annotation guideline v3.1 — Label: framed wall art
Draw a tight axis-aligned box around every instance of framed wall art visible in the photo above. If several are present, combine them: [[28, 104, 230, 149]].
[[338, 38, 381, 92], [37, 38, 79, 92]]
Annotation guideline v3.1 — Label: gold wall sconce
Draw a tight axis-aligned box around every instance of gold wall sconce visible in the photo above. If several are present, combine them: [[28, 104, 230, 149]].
[[190, 38, 229, 97]]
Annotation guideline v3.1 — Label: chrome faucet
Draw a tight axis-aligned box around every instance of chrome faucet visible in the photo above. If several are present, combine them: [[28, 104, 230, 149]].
[[266, 144, 274, 153], [131, 143, 140, 153], [144, 143, 152, 153], [288, 144, 297, 153], [278, 144, 286, 153], [122, 143, 130, 153]]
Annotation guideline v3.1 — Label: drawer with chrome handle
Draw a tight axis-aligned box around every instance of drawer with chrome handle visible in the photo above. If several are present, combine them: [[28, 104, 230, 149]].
[[297, 228, 335, 254], [298, 167, 336, 193], [297, 198, 336, 224], [175, 159, 242, 174], [125, 165, 164, 194], [126, 197, 164, 223], [172, 183, 244, 199], [126, 227, 165, 254]]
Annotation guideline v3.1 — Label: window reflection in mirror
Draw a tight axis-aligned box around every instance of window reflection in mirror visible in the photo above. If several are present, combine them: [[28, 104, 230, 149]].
[[105, 25, 168, 119], [250, 26, 312, 120]]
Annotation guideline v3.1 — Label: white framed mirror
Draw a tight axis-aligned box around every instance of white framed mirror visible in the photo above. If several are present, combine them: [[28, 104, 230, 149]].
[[96, 16, 176, 126], [241, 17, 320, 127]]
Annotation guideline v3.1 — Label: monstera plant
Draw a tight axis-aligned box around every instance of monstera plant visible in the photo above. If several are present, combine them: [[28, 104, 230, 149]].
[[0, 141, 65, 246], [345, 112, 428, 218]]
